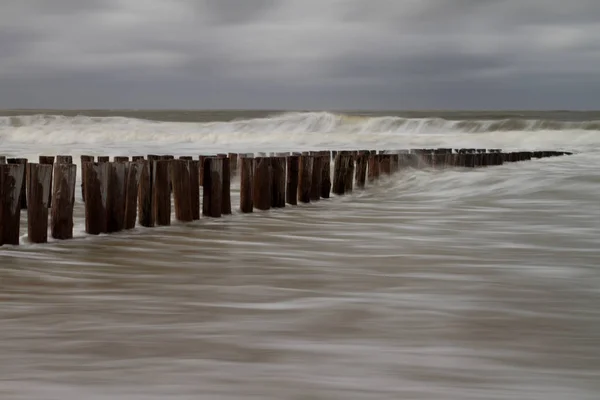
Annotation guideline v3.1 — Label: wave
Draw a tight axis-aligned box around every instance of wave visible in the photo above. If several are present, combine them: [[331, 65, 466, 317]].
[[0, 112, 598, 153]]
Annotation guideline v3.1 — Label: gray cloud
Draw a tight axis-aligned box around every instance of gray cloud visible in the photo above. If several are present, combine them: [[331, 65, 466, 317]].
[[1, 0, 599, 109]]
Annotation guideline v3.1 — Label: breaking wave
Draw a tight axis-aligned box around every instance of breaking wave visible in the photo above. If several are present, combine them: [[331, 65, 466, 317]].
[[0, 112, 598, 155]]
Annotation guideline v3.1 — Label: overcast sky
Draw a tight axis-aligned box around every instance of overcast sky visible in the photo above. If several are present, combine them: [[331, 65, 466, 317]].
[[2, 0, 600, 110]]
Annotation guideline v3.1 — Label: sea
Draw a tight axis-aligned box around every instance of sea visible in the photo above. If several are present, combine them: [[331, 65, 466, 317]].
[[0, 110, 598, 400]]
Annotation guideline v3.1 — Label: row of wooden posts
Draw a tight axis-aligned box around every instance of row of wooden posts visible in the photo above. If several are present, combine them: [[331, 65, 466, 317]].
[[0, 149, 571, 246]]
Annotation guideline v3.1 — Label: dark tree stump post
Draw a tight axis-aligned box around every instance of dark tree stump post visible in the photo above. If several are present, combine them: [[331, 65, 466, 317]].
[[124, 161, 143, 230], [298, 153, 312, 203], [272, 154, 286, 208], [355, 152, 368, 189], [170, 159, 193, 222], [80, 155, 94, 202], [367, 153, 380, 182], [50, 163, 76, 240], [138, 160, 153, 227], [106, 161, 127, 233], [39, 156, 55, 207], [218, 154, 232, 215], [240, 154, 254, 213], [152, 160, 171, 226], [0, 164, 26, 245], [83, 162, 108, 235], [26, 163, 52, 243], [7, 158, 28, 209], [309, 152, 322, 202], [229, 153, 238, 177], [320, 151, 332, 199], [188, 160, 200, 220], [286, 153, 299, 206], [203, 157, 223, 217], [253, 156, 271, 211], [332, 153, 346, 195]]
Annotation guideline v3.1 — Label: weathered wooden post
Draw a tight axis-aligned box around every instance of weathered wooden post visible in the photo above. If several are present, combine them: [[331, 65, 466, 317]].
[[39, 156, 55, 204], [170, 159, 193, 222], [97, 156, 110, 163], [83, 162, 108, 234], [106, 161, 127, 233], [320, 151, 332, 199], [0, 156, 6, 164], [298, 152, 312, 203], [286, 153, 299, 206], [152, 159, 171, 226], [355, 151, 368, 189], [272, 153, 287, 208], [332, 153, 346, 195], [252, 156, 271, 211], [138, 159, 154, 227], [132, 156, 145, 161], [188, 160, 200, 220], [367, 153, 379, 182], [229, 153, 238, 178], [203, 157, 223, 217], [198, 155, 208, 186], [50, 163, 76, 240], [124, 161, 143, 230], [0, 163, 25, 245], [114, 156, 129, 162], [309, 151, 322, 201], [344, 153, 354, 193], [179, 156, 193, 161], [80, 155, 94, 202], [7, 158, 27, 209], [379, 154, 391, 176], [217, 154, 232, 215], [26, 163, 52, 243], [240, 154, 254, 213]]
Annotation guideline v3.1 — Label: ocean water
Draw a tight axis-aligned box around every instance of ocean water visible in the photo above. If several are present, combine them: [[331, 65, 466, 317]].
[[0, 110, 599, 399]]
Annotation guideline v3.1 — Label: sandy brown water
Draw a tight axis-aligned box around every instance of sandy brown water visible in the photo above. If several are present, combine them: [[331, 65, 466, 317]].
[[0, 110, 599, 399]]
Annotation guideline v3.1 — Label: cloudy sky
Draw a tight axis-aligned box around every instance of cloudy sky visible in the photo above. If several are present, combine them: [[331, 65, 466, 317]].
[[2, 0, 600, 110]]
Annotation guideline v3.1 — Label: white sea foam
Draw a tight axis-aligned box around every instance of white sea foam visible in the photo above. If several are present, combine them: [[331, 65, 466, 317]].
[[0, 112, 598, 161]]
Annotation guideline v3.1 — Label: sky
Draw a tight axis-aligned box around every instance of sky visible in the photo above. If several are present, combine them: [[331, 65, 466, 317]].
[[1, 0, 600, 110]]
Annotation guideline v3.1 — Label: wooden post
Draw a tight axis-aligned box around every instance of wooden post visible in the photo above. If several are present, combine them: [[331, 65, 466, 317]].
[[39, 156, 55, 204], [105, 162, 127, 233], [286, 154, 299, 206], [355, 152, 368, 188], [83, 162, 108, 234], [332, 153, 346, 195], [56, 155, 73, 164], [169, 159, 193, 222], [0, 164, 25, 245], [188, 160, 200, 220], [179, 156, 193, 161], [114, 156, 129, 162], [229, 153, 238, 178], [367, 153, 379, 182], [80, 155, 94, 202], [198, 155, 207, 186], [124, 161, 142, 230], [298, 153, 312, 203], [7, 158, 28, 209], [320, 151, 332, 199], [240, 154, 254, 213], [252, 156, 271, 211], [50, 163, 76, 240], [218, 154, 232, 215], [26, 163, 52, 243], [344, 154, 354, 193], [0, 156, 6, 164], [97, 156, 110, 163], [137, 160, 153, 227], [132, 156, 145, 161], [203, 157, 223, 217], [272, 154, 286, 208], [152, 160, 171, 226], [309, 151, 322, 201]]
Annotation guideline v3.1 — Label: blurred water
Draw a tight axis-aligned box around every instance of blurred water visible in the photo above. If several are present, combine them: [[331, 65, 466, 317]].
[[0, 111, 599, 399]]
